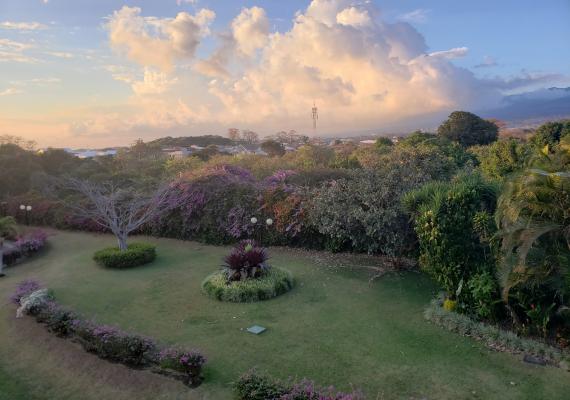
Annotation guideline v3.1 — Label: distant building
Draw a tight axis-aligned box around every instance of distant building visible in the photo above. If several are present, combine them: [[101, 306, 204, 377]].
[[359, 139, 376, 145], [162, 147, 192, 158], [65, 148, 117, 158]]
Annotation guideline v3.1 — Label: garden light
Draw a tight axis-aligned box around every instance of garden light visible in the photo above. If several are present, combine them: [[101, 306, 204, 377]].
[[250, 217, 258, 224], [266, 218, 273, 226]]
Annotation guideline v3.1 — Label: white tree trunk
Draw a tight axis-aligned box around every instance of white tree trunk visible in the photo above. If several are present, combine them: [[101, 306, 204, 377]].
[[0, 247, 4, 276], [117, 234, 128, 251]]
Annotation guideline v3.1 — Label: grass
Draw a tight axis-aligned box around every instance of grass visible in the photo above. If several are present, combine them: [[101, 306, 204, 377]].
[[0, 229, 568, 400]]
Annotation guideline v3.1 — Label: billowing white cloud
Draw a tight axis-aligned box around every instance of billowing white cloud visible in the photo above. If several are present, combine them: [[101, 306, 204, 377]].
[[71, 0, 563, 142], [106, 6, 215, 71], [231, 7, 270, 56], [0, 21, 48, 30], [131, 68, 178, 95]]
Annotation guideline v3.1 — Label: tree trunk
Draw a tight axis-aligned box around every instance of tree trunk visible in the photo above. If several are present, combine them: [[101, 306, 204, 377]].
[[0, 247, 5, 277], [117, 234, 128, 251]]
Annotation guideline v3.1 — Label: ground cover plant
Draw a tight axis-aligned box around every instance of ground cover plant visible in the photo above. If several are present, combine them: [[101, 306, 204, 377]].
[[0, 230, 568, 400]]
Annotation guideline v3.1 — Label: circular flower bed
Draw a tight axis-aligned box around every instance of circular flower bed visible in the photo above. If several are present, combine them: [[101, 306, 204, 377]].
[[202, 267, 294, 302], [93, 242, 156, 269]]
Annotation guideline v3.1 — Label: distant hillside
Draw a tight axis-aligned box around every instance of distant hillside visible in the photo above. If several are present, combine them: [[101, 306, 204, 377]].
[[483, 87, 570, 125], [149, 135, 233, 147]]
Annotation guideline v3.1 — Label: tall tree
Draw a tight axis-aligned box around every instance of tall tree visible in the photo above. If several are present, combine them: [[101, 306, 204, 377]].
[[227, 128, 240, 143], [53, 178, 179, 251], [261, 140, 286, 157], [241, 130, 259, 144], [438, 111, 498, 147]]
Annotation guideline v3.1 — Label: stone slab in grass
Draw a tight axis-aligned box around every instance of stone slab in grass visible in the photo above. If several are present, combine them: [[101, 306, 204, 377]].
[[246, 325, 267, 335]]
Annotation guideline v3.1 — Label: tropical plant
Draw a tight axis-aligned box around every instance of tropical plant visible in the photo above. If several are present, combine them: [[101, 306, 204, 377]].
[[496, 139, 570, 332], [222, 240, 270, 281], [402, 173, 499, 306]]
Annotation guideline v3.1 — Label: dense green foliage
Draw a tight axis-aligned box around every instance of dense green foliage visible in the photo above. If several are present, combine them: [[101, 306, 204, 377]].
[[202, 268, 294, 302], [530, 120, 570, 149], [496, 138, 570, 336], [93, 242, 156, 269], [403, 174, 500, 316], [261, 139, 286, 157], [470, 139, 532, 182], [437, 111, 499, 147]]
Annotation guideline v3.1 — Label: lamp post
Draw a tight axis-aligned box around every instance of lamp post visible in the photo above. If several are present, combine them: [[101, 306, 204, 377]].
[[250, 216, 273, 245], [20, 204, 32, 225]]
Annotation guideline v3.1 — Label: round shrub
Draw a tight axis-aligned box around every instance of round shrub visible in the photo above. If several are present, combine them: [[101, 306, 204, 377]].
[[93, 242, 156, 269], [202, 267, 294, 302]]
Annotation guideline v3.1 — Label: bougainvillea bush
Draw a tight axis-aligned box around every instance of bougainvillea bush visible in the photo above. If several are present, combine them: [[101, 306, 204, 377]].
[[3, 229, 48, 266], [12, 280, 207, 386], [235, 370, 364, 400]]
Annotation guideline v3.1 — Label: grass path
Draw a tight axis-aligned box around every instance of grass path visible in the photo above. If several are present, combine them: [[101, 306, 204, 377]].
[[0, 230, 568, 399]]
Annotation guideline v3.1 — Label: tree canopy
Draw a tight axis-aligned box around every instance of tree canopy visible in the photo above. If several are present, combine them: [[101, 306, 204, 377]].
[[437, 111, 498, 147]]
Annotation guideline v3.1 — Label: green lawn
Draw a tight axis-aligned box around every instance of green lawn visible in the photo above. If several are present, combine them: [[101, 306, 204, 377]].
[[0, 230, 567, 400]]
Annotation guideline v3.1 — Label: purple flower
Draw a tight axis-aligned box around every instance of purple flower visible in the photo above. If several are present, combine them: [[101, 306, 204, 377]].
[[10, 279, 43, 304]]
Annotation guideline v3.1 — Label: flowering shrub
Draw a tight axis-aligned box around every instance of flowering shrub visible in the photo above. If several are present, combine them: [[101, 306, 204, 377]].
[[11, 281, 207, 385], [235, 370, 364, 400], [9, 279, 43, 304], [3, 229, 48, 266], [159, 347, 207, 379], [223, 240, 269, 281]]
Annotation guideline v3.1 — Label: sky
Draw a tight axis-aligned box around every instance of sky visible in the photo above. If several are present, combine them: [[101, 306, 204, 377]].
[[0, 0, 569, 148]]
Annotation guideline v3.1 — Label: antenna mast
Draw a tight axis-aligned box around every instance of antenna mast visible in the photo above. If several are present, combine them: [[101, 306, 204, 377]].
[[311, 101, 318, 135]]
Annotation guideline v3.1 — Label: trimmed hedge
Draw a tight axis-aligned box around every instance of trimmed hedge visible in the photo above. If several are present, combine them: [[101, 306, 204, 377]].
[[424, 300, 570, 368], [202, 267, 294, 302], [234, 370, 364, 400], [12, 280, 207, 386], [93, 242, 156, 268]]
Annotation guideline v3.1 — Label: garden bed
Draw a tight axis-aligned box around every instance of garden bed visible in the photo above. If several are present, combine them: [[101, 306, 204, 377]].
[[202, 267, 294, 302]]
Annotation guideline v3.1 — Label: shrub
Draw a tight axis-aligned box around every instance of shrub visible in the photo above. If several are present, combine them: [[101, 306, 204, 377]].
[[469, 139, 532, 182], [402, 173, 499, 299], [93, 242, 156, 268], [202, 267, 294, 302], [223, 240, 270, 281], [234, 370, 289, 400], [234, 370, 364, 400], [9, 279, 43, 304], [158, 347, 207, 382], [85, 324, 156, 366]]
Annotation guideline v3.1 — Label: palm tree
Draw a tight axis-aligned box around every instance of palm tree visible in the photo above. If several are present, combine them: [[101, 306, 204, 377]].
[[496, 139, 570, 327], [0, 216, 18, 277]]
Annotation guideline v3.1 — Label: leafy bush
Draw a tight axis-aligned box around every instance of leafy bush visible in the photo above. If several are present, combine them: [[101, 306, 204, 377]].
[[93, 242, 156, 268], [223, 240, 270, 281], [469, 139, 532, 182], [234, 370, 289, 400], [9, 279, 43, 304], [310, 167, 429, 255], [202, 267, 294, 302], [437, 111, 499, 147], [158, 347, 207, 380], [403, 173, 499, 308], [234, 370, 364, 400], [530, 120, 570, 149], [74, 321, 156, 366]]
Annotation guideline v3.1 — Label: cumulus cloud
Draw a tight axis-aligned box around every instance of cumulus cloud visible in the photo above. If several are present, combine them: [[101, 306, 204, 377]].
[[83, 0, 563, 140], [0, 21, 48, 30], [106, 6, 215, 71], [204, 1, 497, 130], [231, 7, 270, 57]]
